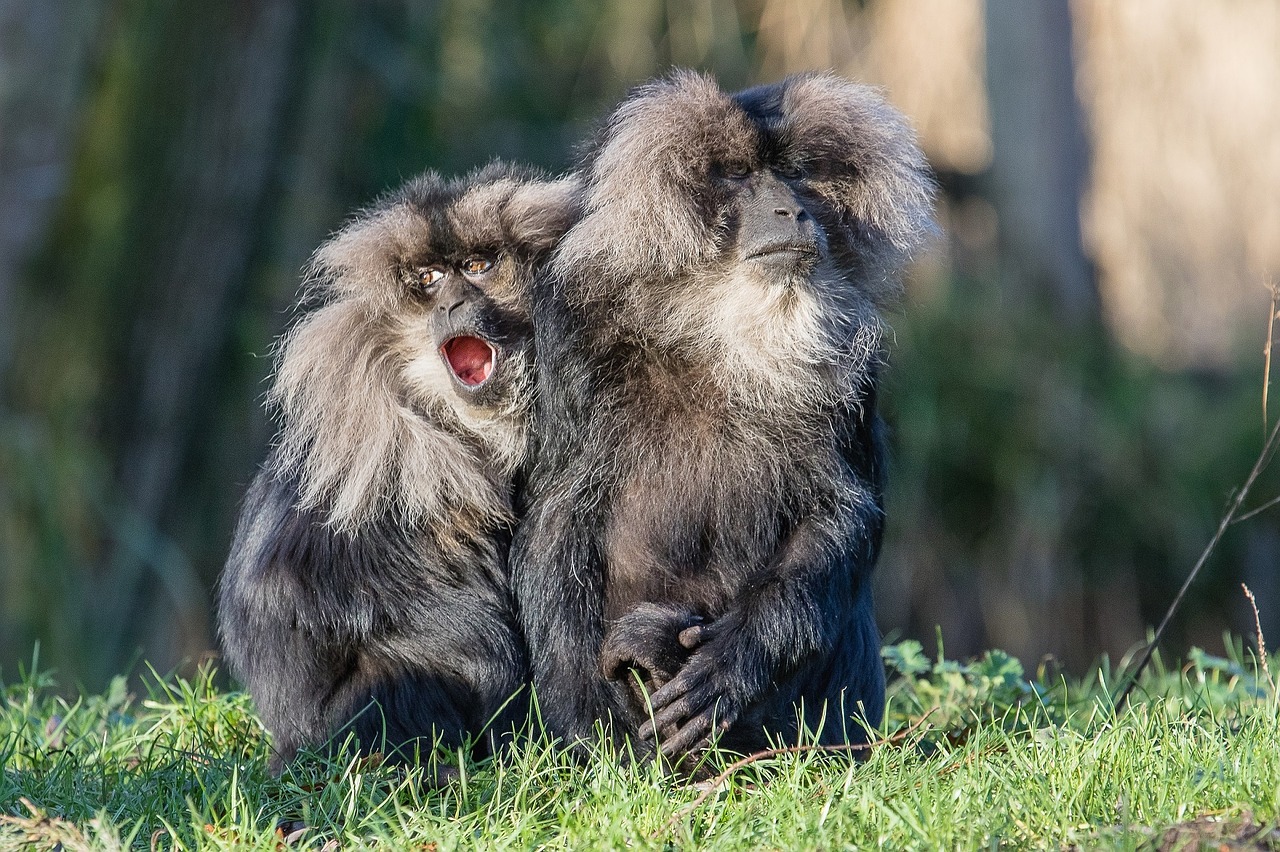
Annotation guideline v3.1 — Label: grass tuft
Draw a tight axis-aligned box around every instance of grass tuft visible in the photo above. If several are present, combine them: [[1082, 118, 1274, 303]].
[[1, 642, 1277, 850]]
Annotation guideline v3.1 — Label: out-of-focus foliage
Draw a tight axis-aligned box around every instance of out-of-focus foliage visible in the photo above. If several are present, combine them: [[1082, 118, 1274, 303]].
[[0, 0, 1277, 688], [878, 276, 1280, 670]]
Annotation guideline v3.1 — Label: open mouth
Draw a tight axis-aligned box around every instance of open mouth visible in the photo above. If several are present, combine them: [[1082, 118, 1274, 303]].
[[441, 335, 497, 387]]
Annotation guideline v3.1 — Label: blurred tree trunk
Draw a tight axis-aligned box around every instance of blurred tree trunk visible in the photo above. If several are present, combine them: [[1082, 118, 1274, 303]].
[[96, 1, 307, 674], [984, 0, 1100, 324], [0, 0, 107, 669], [3, 1, 307, 680], [0, 0, 104, 388]]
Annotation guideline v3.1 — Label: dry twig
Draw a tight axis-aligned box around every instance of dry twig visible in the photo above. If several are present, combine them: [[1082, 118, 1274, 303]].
[[1115, 416, 1280, 712], [1117, 288, 1280, 711], [655, 709, 937, 837], [1264, 283, 1278, 427]]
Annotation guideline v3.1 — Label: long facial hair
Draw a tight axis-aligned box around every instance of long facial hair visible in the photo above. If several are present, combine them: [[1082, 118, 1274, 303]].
[[269, 170, 575, 532], [558, 70, 936, 413]]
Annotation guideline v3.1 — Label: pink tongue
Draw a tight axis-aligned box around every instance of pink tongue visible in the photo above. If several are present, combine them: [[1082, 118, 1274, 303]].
[[443, 336, 494, 386]]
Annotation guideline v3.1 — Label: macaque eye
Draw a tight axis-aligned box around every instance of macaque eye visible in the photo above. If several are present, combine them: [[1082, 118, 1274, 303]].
[[416, 267, 445, 287], [462, 257, 494, 276], [777, 163, 807, 180], [722, 163, 752, 179]]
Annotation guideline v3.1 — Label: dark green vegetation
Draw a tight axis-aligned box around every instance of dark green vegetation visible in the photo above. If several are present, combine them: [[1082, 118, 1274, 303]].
[[881, 279, 1280, 671], [1, 643, 1276, 850]]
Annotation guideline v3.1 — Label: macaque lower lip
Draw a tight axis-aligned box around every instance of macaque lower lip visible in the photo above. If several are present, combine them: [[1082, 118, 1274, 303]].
[[745, 241, 820, 262], [441, 335, 498, 387]]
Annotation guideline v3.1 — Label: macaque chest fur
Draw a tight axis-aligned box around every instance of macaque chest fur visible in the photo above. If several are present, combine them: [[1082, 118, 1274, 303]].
[[598, 297, 845, 624]]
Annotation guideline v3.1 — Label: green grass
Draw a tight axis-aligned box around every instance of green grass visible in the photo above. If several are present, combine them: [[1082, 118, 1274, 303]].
[[1, 642, 1277, 850]]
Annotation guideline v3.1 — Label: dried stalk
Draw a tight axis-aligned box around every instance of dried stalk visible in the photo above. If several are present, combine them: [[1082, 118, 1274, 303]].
[[655, 710, 936, 838], [1242, 583, 1272, 690], [1116, 291, 1280, 710]]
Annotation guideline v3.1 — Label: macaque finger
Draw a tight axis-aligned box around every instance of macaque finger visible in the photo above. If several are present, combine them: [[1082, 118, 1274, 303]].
[[678, 624, 709, 649]]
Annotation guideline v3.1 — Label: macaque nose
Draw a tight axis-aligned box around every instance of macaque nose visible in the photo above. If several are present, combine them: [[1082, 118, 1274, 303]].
[[755, 175, 808, 221]]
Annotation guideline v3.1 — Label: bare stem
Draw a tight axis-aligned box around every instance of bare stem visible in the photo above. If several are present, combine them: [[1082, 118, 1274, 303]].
[[656, 710, 936, 838], [1231, 492, 1280, 526], [1266, 283, 1278, 429], [1115, 415, 1280, 711]]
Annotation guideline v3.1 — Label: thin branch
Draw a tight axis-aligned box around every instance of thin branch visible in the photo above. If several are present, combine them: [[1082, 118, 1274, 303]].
[[1231, 492, 1280, 526], [1115, 415, 1280, 712], [656, 709, 936, 837], [1265, 283, 1278, 429]]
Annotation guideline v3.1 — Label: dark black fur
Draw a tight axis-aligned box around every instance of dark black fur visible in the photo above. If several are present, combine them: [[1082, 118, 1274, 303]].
[[218, 163, 579, 771], [512, 72, 934, 762], [222, 466, 524, 770]]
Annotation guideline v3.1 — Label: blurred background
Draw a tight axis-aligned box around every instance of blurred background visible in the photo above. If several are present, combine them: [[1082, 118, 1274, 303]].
[[1, 0, 1277, 690]]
